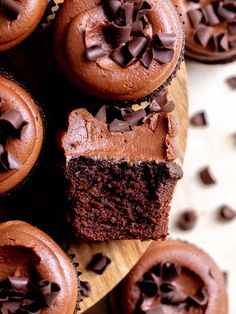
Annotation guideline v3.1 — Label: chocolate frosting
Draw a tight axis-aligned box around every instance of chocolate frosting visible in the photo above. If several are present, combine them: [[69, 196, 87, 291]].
[[175, 0, 236, 62], [61, 108, 178, 162], [54, 0, 184, 101], [0, 76, 43, 195], [121, 240, 228, 314], [0, 0, 48, 52], [0, 220, 78, 314]]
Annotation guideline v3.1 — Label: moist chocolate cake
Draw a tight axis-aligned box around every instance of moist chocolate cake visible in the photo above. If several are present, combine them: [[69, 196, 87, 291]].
[[61, 92, 183, 241]]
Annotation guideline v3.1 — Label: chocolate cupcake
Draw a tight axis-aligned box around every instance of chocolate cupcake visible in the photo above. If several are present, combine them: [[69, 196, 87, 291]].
[[111, 240, 228, 314], [54, 0, 185, 102], [0, 0, 49, 52], [175, 0, 236, 63], [0, 220, 79, 314], [60, 91, 183, 241], [0, 75, 44, 195]]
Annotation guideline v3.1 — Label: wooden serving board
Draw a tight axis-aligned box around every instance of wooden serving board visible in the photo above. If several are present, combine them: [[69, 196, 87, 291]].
[[72, 64, 189, 313], [0, 28, 188, 313]]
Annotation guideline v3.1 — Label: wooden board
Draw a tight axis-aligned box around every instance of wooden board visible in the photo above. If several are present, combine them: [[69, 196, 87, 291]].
[[72, 64, 189, 313], [0, 29, 188, 313]]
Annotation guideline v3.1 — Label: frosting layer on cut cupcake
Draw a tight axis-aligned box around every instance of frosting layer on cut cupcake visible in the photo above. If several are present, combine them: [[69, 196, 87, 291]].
[[0, 0, 48, 52], [54, 0, 184, 101], [175, 0, 236, 62], [0, 76, 43, 195], [0, 220, 78, 314]]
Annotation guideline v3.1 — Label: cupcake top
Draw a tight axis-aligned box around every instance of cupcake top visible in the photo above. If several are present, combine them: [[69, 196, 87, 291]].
[[0, 220, 79, 314], [175, 0, 236, 62], [0, 76, 43, 195], [61, 91, 179, 162], [120, 240, 228, 314], [0, 0, 48, 52], [54, 0, 184, 101]]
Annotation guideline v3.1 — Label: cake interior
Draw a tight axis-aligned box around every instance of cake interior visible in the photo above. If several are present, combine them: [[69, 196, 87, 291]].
[[66, 156, 182, 240]]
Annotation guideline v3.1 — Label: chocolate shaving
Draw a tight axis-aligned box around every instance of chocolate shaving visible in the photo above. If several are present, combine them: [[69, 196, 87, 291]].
[[219, 205, 236, 221], [86, 45, 107, 61], [0, 151, 22, 171], [161, 262, 181, 282], [38, 280, 61, 306], [188, 9, 203, 28], [128, 36, 148, 57], [228, 21, 236, 35], [203, 4, 220, 26], [186, 287, 208, 306], [0, 0, 21, 20], [123, 108, 146, 126], [190, 111, 208, 126], [110, 23, 132, 48], [198, 167, 217, 185], [87, 253, 111, 274], [218, 2, 235, 20], [80, 281, 91, 298], [195, 25, 212, 47]]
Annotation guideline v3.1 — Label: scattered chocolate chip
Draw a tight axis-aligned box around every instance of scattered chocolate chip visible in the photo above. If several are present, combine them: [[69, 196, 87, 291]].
[[219, 205, 236, 221], [87, 253, 111, 274], [177, 210, 198, 231], [80, 281, 91, 298], [109, 119, 130, 132], [0, 0, 21, 19], [190, 111, 208, 126], [226, 76, 236, 89], [198, 167, 216, 185]]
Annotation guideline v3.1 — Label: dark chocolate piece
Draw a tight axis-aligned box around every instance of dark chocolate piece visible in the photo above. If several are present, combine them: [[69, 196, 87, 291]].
[[123, 108, 146, 126], [80, 281, 91, 297], [219, 205, 236, 221], [38, 280, 61, 306], [95, 105, 107, 123], [199, 167, 216, 185], [177, 210, 198, 231], [86, 45, 107, 61], [87, 253, 111, 274], [226, 76, 236, 89], [109, 119, 130, 132], [190, 111, 208, 126], [186, 287, 208, 306], [0, 151, 22, 171]]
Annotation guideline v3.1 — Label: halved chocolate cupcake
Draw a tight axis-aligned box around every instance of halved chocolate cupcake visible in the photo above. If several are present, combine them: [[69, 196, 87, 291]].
[[54, 0, 184, 102], [0, 75, 44, 196], [0, 220, 80, 314], [60, 91, 183, 241], [111, 240, 228, 314], [175, 0, 236, 63], [0, 0, 48, 52]]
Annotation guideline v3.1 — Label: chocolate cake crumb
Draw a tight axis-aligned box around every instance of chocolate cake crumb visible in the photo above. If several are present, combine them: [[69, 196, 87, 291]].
[[177, 210, 198, 231], [87, 253, 111, 275]]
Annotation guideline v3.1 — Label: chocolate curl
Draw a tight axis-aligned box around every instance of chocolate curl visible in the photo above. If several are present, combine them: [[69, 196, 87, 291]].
[[38, 280, 61, 307], [106, 0, 122, 20], [202, 4, 220, 25], [0, 109, 26, 137], [111, 45, 133, 67], [218, 2, 235, 20], [0, 150, 22, 171], [136, 0, 153, 20], [195, 25, 212, 47], [153, 33, 177, 48], [218, 33, 229, 51], [132, 19, 144, 33], [86, 45, 107, 61], [223, 0, 236, 12], [8, 277, 28, 292], [228, 21, 236, 34], [153, 48, 174, 64], [128, 36, 148, 57], [110, 22, 132, 47], [123, 1, 134, 25], [188, 9, 203, 28], [186, 287, 208, 306], [0, 0, 21, 19], [140, 46, 153, 68]]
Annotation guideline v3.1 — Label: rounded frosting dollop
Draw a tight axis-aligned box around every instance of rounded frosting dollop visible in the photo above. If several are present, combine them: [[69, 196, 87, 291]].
[[0, 220, 78, 314], [0, 76, 43, 195], [0, 0, 48, 52], [120, 240, 228, 314], [54, 0, 184, 101]]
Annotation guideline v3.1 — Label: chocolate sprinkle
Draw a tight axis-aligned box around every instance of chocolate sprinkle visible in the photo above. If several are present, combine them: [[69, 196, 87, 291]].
[[87, 253, 111, 274], [0, 0, 21, 19], [177, 210, 198, 231], [190, 111, 208, 126], [219, 205, 236, 221], [199, 167, 217, 185]]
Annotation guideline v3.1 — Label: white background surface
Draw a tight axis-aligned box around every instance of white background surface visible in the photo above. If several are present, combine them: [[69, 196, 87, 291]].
[[85, 60, 236, 314]]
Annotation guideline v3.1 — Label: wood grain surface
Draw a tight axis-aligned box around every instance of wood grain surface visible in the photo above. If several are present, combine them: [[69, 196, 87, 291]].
[[72, 64, 189, 313]]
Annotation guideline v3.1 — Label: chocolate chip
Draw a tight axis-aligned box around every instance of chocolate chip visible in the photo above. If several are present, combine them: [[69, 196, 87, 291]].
[[177, 210, 198, 231], [87, 253, 111, 274], [109, 119, 130, 132], [226, 76, 236, 89], [198, 167, 216, 185], [0, 0, 21, 19], [219, 205, 236, 221], [190, 111, 208, 126], [80, 281, 91, 297]]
